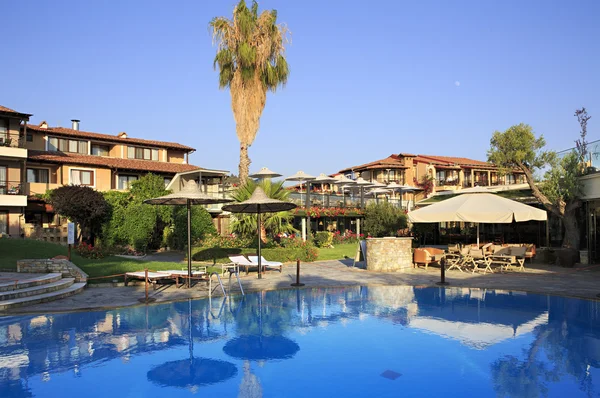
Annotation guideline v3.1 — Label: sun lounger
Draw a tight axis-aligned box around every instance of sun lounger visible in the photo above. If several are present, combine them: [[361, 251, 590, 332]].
[[247, 256, 283, 273], [228, 255, 255, 275], [124, 271, 175, 287]]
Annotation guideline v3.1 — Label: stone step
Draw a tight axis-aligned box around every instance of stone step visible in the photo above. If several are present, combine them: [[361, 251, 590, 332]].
[[0, 278, 75, 301], [0, 283, 86, 311], [0, 273, 63, 292]]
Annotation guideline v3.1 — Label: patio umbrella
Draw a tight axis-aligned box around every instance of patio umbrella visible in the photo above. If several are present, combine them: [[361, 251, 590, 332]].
[[222, 187, 297, 279], [312, 173, 337, 206], [408, 191, 547, 245], [285, 170, 315, 204], [333, 174, 356, 207], [398, 184, 423, 209], [354, 177, 374, 208], [144, 180, 233, 287], [249, 167, 282, 180]]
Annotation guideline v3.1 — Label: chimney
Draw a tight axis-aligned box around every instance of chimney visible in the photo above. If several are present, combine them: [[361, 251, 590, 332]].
[[118, 132, 127, 138], [71, 119, 80, 131]]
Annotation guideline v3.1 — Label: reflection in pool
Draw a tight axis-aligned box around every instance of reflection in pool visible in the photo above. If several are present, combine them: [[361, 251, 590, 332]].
[[1, 287, 599, 397]]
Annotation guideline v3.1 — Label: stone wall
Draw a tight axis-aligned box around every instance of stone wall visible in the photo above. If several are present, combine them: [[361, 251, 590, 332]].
[[17, 259, 88, 283], [365, 237, 413, 272]]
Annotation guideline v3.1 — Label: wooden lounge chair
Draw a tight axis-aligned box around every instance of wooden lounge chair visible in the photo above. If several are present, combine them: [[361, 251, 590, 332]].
[[413, 248, 445, 270], [247, 256, 283, 273], [124, 271, 175, 288]]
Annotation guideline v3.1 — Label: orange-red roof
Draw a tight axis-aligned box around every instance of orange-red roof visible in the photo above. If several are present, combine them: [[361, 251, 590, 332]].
[[414, 154, 495, 168], [339, 154, 408, 173], [26, 123, 195, 151], [28, 150, 200, 174], [0, 105, 31, 118]]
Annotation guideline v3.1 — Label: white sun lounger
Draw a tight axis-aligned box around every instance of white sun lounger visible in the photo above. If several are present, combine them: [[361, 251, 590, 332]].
[[228, 255, 255, 275], [124, 271, 175, 287], [247, 256, 283, 273]]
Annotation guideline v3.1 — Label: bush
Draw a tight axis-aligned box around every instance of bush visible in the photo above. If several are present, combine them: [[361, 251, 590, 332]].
[[363, 202, 408, 238], [314, 231, 334, 248], [171, 206, 217, 250], [200, 234, 253, 249], [74, 242, 105, 259], [193, 247, 243, 263]]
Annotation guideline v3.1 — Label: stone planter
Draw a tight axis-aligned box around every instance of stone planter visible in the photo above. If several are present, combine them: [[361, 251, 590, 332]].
[[365, 237, 413, 272]]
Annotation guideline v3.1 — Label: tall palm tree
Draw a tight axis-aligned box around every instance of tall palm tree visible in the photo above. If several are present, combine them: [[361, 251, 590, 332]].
[[210, 0, 290, 183], [229, 179, 296, 240]]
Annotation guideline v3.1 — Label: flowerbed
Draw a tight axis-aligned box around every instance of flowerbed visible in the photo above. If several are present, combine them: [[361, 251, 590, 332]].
[[74, 243, 105, 259], [293, 207, 364, 218]]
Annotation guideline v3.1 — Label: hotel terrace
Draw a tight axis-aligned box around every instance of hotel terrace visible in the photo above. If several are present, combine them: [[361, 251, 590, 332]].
[[0, 104, 228, 241], [338, 153, 527, 199]]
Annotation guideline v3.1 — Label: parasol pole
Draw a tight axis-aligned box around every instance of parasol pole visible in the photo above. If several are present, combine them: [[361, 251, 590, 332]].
[[257, 204, 262, 279], [187, 199, 192, 288]]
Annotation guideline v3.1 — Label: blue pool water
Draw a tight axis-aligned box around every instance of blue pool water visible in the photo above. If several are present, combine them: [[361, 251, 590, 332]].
[[1, 286, 600, 397]]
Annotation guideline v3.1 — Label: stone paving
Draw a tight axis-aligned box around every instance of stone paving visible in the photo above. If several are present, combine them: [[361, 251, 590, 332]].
[[4, 259, 600, 315]]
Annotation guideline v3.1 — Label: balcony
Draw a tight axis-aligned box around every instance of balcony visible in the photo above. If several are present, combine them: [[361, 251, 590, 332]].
[[0, 132, 27, 158], [0, 181, 27, 206]]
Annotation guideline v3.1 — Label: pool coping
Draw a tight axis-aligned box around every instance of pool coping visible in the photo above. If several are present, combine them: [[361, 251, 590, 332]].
[[3, 259, 600, 316]]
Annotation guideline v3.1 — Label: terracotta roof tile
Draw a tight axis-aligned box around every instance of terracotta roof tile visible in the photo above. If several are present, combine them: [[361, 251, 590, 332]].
[[26, 124, 195, 151], [28, 150, 200, 174], [415, 154, 495, 168], [339, 155, 407, 173], [0, 105, 32, 118]]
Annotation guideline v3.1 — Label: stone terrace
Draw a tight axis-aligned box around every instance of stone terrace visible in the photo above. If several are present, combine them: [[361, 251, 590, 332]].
[[6, 259, 600, 315]]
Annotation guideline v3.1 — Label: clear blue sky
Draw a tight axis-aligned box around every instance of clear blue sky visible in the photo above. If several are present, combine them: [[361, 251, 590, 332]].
[[2, 0, 598, 179]]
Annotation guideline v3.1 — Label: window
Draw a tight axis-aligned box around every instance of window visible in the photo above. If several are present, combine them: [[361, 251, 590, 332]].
[[0, 119, 7, 135], [26, 133, 33, 142], [27, 168, 49, 183], [118, 175, 138, 190], [91, 144, 109, 156], [128, 146, 159, 160], [164, 177, 172, 187], [48, 137, 87, 154], [71, 169, 94, 186]]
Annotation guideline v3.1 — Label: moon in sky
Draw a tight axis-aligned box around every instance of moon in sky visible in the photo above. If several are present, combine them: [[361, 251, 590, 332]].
[[455, 81, 461, 87]]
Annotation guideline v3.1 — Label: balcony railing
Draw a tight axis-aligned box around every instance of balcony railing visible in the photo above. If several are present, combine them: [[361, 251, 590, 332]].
[[0, 181, 24, 195], [0, 132, 25, 148], [287, 192, 410, 210]]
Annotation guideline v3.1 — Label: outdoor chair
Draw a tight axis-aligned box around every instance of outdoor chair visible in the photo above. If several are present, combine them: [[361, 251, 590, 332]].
[[445, 247, 477, 272], [413, 248, 444, 270], [247, 256, 283, 273]]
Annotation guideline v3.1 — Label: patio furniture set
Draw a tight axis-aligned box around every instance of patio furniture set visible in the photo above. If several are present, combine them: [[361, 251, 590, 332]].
[[414, 243, 535, 274]]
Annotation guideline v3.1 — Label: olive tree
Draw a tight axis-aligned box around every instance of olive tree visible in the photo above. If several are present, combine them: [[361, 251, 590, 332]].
[[488, 109, 591, 249]]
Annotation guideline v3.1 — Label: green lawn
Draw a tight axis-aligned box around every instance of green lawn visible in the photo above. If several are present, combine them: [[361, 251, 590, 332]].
[[0, 239, 220, 281], [317, 243, 357, 261], [0, 239, 357, 281]]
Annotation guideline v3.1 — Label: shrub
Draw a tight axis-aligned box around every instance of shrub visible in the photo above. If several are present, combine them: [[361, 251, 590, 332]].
[[191, 240, 319, 263], [74, 242, 105, 259], [314, 231, 334, 248], [171, 206, 217, 250], [200, 234, 253, 249], [192, 247, 243, 263], [363, 202, 408, 238]]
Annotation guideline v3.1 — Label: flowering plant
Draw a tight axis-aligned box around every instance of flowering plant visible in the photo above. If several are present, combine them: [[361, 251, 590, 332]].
[[74, 243, 105, 259], [293, 207, 364, 218], [331, 230, 364, 245]]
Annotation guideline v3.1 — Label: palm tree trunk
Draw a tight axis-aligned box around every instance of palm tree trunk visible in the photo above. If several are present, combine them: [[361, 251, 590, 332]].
[[239, 142, 251, 183]]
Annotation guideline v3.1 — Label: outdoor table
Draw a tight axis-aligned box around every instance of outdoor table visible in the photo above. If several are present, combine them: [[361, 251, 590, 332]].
[[488, 254, 525, 272]]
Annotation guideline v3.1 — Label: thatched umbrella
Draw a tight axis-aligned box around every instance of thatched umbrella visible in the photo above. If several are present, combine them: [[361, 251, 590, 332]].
[[144, 180, 233, 287], [222, 187, 296, 279], [285, 170, 315, 204], [249, 167, 282, 180]]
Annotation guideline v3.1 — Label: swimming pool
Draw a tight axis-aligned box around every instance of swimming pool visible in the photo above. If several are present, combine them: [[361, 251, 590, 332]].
[[1, 286, 599, 397]]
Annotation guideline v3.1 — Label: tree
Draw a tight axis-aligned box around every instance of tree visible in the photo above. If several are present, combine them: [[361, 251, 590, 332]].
[[49, 185, 108, 242], [210, 0, 290, 183], [101, 174, 173, 252], [363, 202, 408, 238], [229, 179, 296, 239], [488, 109, 591, 249], [171, 206, 216, 250]]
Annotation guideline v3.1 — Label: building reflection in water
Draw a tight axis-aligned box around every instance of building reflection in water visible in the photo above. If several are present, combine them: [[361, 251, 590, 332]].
[[1, 286, 600, 397]]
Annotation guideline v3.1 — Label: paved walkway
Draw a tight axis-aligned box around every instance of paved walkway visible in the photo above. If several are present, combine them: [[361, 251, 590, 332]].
[[6, 260, 600, 315]]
